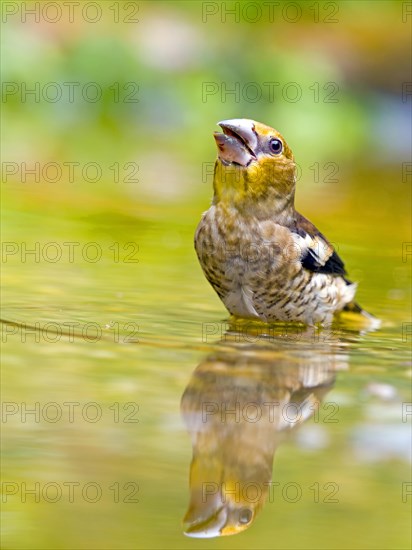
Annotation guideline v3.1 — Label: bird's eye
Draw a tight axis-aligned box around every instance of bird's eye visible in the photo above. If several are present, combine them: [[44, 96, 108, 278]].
[[269, 138, 283, 155], [238, 508, 253, 525]]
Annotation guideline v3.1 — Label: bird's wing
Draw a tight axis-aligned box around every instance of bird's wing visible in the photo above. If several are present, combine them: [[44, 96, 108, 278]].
[[289, 214, 379, 321], [291, 213, 347, 277]]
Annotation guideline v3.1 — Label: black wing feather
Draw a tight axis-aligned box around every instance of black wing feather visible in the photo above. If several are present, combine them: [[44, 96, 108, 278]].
[[291, 213, 348, 278], [301, 248, 347, 276]]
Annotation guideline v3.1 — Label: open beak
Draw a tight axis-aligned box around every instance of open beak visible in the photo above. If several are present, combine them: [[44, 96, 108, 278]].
[[214, 119, 258, 167], [184, 506, 228, 538]]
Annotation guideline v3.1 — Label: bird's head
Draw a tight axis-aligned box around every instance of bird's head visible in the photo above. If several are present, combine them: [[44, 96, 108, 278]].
[[213, 119, 296, 217], [183, 487, 259, 538]]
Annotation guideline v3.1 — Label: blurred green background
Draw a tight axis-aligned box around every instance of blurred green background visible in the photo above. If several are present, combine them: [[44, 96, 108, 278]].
[[1, 1, 411, 549]]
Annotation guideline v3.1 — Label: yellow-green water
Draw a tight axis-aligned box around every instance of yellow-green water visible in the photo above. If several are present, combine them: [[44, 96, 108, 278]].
[[2, 1, 411, 547], [2, 167, 411, 548]]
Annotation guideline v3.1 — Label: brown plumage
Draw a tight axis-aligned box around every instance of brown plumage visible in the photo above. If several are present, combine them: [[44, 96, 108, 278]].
[[195, 119, 373, 325]]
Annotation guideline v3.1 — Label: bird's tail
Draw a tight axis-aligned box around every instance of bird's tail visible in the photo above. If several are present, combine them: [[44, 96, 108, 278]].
[[343, 301, 363, 314], [343, 301, 381, 329]]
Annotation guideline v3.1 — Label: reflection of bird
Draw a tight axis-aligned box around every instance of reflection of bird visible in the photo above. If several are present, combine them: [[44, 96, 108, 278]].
[[181, 332, 344, 537], [195, 119, 373, 325]]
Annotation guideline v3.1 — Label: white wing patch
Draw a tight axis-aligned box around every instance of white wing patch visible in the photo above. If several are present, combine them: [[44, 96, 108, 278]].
[[292, 232, 333, 268]]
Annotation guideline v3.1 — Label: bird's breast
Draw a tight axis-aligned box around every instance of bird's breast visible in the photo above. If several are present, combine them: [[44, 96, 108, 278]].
[[195, 207, 303, 317]]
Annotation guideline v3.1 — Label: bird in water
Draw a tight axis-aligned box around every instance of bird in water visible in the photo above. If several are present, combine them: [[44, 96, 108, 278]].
[[195, 119, 374, 325]]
